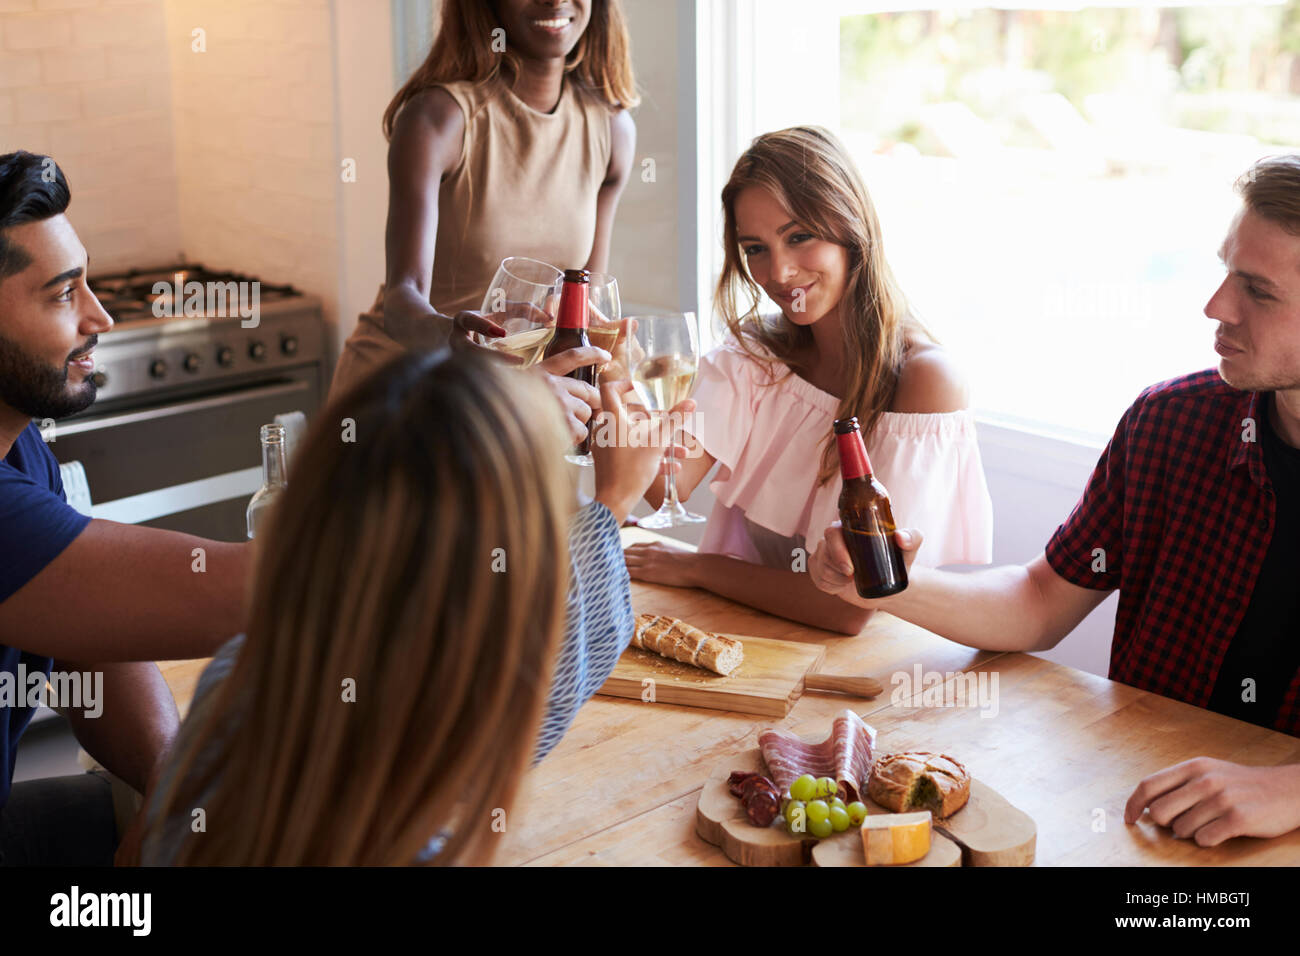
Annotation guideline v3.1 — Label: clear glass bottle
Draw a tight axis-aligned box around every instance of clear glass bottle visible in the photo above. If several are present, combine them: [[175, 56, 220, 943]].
[[246, 423, 287, 539]]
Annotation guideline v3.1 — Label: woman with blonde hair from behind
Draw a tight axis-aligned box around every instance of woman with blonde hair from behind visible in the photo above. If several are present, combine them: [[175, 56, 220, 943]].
[[624, 126, 993, 634], [140, 346, 673, 865]]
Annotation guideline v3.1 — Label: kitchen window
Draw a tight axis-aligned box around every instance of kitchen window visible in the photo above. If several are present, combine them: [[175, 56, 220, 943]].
[[391, 0, 437, 90], [698, 0, 1300, 441]]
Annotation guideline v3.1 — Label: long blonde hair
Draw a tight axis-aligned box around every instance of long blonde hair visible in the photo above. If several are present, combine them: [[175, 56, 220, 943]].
[[148, 348, 573, 865], [715, 126, 934, 484], [383, 0, 639, 138]]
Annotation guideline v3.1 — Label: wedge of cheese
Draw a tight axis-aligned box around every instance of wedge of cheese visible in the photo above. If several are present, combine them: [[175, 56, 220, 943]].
[[861, 810, 932, 865]]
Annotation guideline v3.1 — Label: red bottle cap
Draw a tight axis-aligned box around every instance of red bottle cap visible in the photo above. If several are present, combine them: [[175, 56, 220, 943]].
[[556, 269, 590, 330], [833, 417, 873, 481]]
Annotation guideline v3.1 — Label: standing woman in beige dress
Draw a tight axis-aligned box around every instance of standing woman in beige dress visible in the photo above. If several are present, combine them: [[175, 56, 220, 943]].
[[331, 0, 639, 441]]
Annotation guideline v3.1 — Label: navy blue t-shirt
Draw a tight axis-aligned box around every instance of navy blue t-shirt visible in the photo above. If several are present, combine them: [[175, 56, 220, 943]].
[[1, 424, 92, 810]]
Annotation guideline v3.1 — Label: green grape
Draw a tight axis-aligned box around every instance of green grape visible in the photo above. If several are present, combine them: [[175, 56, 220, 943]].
[[790, 775, 816, 802], [784, 799, 805, 825], [828, 806, 851, 832], [830, 796, 846, 811], [805, 799, 830, 824], [809, 816, 834, 839], [815, 777, 837, 799], [846, 801, 868, 826]]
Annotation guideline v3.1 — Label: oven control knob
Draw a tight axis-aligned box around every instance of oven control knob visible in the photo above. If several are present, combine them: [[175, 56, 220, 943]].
[[149, 359, 167, 379], [249, 341, 267, 361], [91, 371, 108, 389], [281, 335, 299, 356], [216, 346, 234, 367], [183, 353, 201, 373]]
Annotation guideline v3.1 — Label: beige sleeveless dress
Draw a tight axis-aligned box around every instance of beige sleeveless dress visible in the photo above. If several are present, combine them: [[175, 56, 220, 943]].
[[330, 75, 613, 400]]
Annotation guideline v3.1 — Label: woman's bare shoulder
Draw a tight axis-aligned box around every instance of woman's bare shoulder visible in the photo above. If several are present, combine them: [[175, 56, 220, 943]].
[[392, 86, 464, 138], [890, 342, 970, 414], [388, 87, 467, 180]]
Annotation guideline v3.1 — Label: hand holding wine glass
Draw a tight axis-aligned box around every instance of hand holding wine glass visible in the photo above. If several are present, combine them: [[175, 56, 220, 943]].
[[597, 317, 642, 383], [591, 379, 695, 525], [628, 311, 706, 528], [381, 289, 505, 352]]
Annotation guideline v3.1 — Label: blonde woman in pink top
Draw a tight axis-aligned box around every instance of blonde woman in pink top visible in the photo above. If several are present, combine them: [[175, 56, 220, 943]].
[[624, 127, 993, 634]]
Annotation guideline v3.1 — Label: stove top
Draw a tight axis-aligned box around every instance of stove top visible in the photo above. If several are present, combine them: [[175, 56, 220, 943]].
[[90, 263, 302, 324], [81, 263, 326, 410]]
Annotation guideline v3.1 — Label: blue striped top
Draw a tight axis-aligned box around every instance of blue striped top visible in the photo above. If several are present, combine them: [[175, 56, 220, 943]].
[[533, 499, 633, 762]]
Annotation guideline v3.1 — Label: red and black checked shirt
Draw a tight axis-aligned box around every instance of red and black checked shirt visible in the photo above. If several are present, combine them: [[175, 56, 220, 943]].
[[1045, 369, 1299, 736]]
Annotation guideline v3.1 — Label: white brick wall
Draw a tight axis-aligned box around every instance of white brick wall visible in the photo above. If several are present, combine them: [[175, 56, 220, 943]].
[[166, 0, 340, 333], [0, 0, 343, 329], [0, 0, 183, 271]]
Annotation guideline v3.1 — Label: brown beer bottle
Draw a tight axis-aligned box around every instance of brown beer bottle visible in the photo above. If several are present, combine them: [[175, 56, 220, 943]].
[[542, 269, 595, 455], [834, 417, 908, 598]]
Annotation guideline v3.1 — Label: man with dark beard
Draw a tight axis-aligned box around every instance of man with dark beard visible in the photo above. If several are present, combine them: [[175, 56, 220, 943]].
[[0, 152, 249, 865]]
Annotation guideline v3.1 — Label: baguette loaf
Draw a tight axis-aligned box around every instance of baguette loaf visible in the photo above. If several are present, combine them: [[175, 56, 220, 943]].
[[632, 613, 743, 676]]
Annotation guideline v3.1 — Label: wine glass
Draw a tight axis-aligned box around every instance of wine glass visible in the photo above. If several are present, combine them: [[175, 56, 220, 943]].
[[584, 273, 621, 377], [628, 311, 706, 528], [477, 257, 562, 367]]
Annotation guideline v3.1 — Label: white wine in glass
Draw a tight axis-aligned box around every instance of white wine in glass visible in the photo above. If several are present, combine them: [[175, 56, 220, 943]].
[[585, 272, 621, 376], [485, 324, 555, 366], [479, 256, 562, 368], [632, 353, 697, 412], [586, 325, 621, 354], [629, 312, 706, 528]]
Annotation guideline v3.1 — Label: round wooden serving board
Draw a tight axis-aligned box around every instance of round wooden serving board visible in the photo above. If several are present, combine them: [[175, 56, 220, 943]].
[[696, 748, 1035, 867]]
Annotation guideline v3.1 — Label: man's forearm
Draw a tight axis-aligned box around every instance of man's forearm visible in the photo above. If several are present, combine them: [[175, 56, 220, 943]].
[[1, 523, 249, 662], [880, 564, 1060, 653], [691, 554, 873, 635], [56, 660, 179, 795]]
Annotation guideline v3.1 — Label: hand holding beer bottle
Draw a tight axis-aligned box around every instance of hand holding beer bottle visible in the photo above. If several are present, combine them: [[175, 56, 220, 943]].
[[830, 417, 909, 599], [542, 269, 600, 466]]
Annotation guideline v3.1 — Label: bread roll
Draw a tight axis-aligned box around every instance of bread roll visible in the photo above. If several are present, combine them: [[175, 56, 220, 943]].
[[867, 752, 970, 819]]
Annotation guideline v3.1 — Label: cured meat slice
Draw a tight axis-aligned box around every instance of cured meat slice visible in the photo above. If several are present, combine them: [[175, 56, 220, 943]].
[[757, 709, 877, 803]]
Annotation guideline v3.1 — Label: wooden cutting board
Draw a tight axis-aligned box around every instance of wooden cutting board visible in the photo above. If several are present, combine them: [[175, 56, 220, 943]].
[[597, 634, 825, 717], [696, 747, 1035, 866]]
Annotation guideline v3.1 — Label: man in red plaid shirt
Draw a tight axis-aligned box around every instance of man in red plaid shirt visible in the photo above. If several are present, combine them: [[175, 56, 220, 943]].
[[811, 155, 1300, 848]]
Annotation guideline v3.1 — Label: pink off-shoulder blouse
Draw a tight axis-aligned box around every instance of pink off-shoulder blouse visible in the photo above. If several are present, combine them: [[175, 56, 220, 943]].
[[687, 337, 994, 570]]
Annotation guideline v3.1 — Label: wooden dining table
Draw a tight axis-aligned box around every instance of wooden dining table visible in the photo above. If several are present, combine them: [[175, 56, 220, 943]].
[[157, 527, 1300, 866]]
